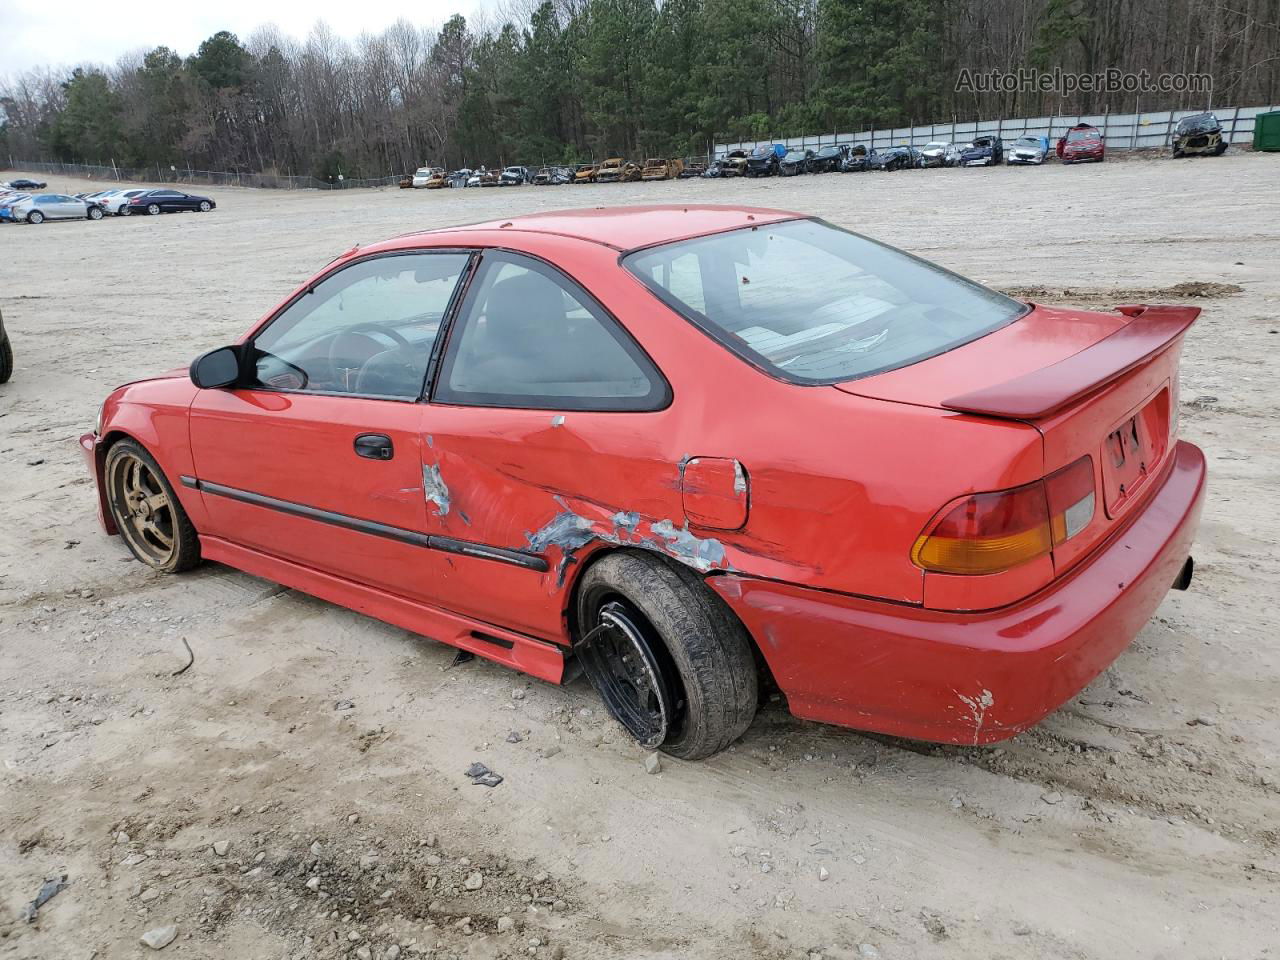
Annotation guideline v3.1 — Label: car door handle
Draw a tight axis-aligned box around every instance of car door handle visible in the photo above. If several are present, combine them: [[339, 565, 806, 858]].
[[354, 434, 394, 460]]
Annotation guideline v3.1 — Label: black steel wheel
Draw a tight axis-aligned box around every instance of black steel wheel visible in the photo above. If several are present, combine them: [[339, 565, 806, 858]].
[[576, 552, 758, 760], [578, 599, 675, 747]]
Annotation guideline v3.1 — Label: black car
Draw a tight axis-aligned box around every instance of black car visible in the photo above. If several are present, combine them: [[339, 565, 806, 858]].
[[0, 306, 12, 383], [745, 144, 785, 177], [777, 148, 814, 176], [122, 189, 217, 216], [867, 146, 915, 171], [810, 144, 849, 173], [1172, 113, 1227, 157], [959, 136, 1003, 166], [840, 145, 870, 172], [6, 178, 46, 190]]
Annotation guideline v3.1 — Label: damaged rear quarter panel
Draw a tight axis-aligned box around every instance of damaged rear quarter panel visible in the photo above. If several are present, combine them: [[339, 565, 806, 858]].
[[408, 233, 1043, 643]]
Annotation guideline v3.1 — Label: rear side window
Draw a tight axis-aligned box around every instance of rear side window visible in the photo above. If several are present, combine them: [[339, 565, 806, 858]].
[[434, 252, 668, 411], [625, 219, 1027, 384]]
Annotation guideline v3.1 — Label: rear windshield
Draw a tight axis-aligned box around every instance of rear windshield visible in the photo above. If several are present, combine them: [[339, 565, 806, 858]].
[[624, 219, 1026, 384]]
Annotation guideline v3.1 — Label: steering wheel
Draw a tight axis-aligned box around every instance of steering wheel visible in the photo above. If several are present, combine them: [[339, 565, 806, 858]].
[[326, 323, 412, 390]]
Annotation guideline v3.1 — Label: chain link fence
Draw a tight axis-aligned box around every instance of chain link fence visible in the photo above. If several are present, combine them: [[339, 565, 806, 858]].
[[2, 158, 404, 190]]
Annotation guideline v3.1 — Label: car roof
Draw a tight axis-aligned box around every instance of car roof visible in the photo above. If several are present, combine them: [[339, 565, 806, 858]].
[[393, 204, 802, 252]]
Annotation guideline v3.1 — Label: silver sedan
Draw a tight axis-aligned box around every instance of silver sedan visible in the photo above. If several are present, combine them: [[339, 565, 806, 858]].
[[4, 193, 106, 224]]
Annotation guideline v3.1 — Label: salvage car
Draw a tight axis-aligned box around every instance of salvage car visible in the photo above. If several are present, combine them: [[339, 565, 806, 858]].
[[123, 189, 217, 215], [1172, 113, 1227, 157], [572, 163, 598, 184], [1007, 135, 1050, 165], [0, 306, 11, 383], [680, 160, 707, 178], [1058, 124, 1105, 163], [500, 166, 533, 186], [641, 158, 684, 181], [809, 144, 849, 173], [424, 169, 448, 189], [960, 136, 1003, 166], [411, 167, 436, 188], [867, 146, 915, 171], [840, 145, 870, 171], [81, 205, 1206, 759], [721, 150, 750, 178], [534, 166, 571, 185], [777, 148, 814, 176], [745, 144, 786, 177], [595, 158, 626, 183], [1, 193, 106, 224], [917, 142, 960, 168]]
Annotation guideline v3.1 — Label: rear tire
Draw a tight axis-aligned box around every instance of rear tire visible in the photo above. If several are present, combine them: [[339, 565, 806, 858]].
[[576, 552, 758, 760], [27, 210, 44, 224], [0, 334, 12, 384], [104, 438, 201, 574], [147, 203, 161, 216], [88, 206, 104, 220]]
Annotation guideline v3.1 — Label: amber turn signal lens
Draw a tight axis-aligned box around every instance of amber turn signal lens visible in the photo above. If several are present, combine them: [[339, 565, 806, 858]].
[[913, 457, 1097, 576]]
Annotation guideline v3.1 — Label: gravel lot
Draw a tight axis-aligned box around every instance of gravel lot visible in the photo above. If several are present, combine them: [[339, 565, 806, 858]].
[[1, 154, 1278, 960]]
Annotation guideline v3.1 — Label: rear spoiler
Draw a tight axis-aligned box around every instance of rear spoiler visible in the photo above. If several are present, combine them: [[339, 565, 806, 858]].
[[942, 304, 1200, 420]]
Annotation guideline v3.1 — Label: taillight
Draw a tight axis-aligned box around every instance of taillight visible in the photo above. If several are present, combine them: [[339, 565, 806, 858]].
[[912, 456, 1095, 575]]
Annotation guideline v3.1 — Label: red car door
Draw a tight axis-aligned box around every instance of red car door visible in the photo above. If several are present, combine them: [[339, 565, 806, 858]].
[[187, 251, 472, 601], [413, 250, 680, 641]]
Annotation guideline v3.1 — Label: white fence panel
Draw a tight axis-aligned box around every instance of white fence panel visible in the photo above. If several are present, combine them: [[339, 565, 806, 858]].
[[715, 103, 1280, 157]]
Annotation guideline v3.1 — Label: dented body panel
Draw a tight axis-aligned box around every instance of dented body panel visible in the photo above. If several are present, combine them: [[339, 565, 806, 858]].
[[81, 204, 1206, 747]]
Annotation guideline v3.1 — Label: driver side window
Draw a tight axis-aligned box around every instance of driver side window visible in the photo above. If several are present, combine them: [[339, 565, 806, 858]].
[[252, 252, 470, 399]]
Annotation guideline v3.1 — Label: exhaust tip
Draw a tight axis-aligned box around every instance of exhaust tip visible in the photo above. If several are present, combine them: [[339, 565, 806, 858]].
[[1172, 556, 1195, 591]]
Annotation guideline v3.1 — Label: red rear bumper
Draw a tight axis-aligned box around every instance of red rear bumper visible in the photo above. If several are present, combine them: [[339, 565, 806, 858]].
[[710, 440, 1206, 745]]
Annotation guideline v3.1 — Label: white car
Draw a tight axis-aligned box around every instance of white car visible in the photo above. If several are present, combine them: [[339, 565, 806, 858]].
[[101, 188, 152, 215], [411, 167, 434, 188], [2, 193, 105, 224], [1008, 135, 1049, 165], [918, 142, 961, 167]]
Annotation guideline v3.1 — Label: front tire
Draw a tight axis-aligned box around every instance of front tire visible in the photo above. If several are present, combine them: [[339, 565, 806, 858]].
[[198, 200, 212, 212], [104, 439, 201, 573], [576, 552, 758, 760], [0, 334, 12, 383]]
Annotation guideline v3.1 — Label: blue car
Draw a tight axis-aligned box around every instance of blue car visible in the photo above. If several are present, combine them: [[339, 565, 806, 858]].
[[1008, 134, 1051, 164], [746, 143, 787, 177]]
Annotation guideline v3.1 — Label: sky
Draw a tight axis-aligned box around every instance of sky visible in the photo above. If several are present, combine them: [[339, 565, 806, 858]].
[[0, 0, 483, 75]]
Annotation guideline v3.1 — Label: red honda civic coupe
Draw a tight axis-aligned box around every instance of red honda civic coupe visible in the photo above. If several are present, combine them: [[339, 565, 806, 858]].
[[80, 206, 1205, 759]]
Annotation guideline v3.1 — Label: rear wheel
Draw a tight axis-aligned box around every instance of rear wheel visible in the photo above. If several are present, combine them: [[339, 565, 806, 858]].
[[120, 205, 132, 216], [147, 203, 161, 216], [88, 206, 104, 220], [104, 439, 201, 573], [0, 334, 12, 383], [576, 552, 758, 760], [27, 210, 44, 224]]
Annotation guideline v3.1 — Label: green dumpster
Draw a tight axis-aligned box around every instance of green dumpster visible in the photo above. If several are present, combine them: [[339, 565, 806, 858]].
[[1254, 110, 1280, 152]]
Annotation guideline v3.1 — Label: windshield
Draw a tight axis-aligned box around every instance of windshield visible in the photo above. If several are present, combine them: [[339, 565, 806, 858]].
[[1067, 128, 1097, 142], [1016, 136, 1040, 147], [784, 151, 806, 161], [624, 219, 1026, 384]]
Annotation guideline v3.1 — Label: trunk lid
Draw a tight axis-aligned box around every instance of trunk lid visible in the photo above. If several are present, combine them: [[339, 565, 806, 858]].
[[837, 302, 1198, 574]]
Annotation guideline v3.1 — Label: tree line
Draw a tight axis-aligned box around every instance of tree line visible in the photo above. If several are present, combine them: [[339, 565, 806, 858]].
[[2, 0, 1276, 180]]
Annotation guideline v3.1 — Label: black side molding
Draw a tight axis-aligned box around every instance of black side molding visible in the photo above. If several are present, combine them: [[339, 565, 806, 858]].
[[185, 478, 548, 572]]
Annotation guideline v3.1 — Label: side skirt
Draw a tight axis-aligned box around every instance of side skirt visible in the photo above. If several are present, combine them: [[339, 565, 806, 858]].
[[199, 535, 566, 684]]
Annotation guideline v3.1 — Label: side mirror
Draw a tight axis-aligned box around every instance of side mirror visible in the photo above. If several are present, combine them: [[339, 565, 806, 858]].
[[190, 345, 242, 389]]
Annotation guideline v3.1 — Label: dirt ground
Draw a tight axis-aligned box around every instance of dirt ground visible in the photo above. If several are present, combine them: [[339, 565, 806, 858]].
[[1, 154, 1278, 960]]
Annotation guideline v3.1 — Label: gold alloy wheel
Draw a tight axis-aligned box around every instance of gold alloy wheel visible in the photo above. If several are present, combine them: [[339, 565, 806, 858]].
[[107, 451, 177, 566]]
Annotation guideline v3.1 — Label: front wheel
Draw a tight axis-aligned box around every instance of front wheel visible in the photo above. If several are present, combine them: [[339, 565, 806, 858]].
[[0, 334, 12, 383], [198, 200, 212, 212], [576, 552, 758, 760], [104, 438, 201, 573]]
